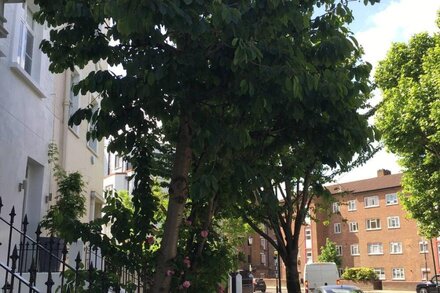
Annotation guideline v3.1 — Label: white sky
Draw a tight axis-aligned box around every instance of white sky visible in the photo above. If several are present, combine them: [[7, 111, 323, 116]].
[[335, 0, 439, 183]]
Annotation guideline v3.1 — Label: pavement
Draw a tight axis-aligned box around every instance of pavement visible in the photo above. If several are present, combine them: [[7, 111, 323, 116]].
[[263, 286, 414, 293]]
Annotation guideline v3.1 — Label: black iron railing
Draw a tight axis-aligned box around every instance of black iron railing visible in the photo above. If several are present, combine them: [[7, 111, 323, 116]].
[[0, 197, 144, 292]]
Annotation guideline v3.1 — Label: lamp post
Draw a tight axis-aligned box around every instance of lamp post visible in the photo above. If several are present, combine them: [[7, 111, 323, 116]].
[[248, 236, 253, 272], [274, 250, 281, 293]]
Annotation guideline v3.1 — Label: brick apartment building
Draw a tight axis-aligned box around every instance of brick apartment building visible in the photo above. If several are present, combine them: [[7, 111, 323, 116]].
[[300, 169, 439, 285]]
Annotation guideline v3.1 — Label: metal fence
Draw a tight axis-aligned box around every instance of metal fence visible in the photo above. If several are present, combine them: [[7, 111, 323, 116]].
[[0, 197, 144, 292]]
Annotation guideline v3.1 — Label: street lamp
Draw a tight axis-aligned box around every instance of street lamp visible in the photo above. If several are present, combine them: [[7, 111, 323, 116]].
[[248, 236, 253, 272]]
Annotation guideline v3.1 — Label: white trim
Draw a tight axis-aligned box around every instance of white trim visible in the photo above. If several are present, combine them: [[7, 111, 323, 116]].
[[10, 62, 48, 98]]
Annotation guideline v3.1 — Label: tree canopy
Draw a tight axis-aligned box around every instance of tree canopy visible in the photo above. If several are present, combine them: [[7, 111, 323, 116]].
[[375, 11, 440, 237], [34, 0, 377, 291]]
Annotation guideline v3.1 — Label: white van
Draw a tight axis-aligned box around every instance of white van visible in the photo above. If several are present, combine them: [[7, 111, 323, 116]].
[[304, 262, 340, 293]]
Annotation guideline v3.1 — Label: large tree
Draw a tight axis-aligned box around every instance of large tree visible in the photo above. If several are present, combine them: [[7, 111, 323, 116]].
[[375, 12, 440, 237], [34, 0, 377, 291]]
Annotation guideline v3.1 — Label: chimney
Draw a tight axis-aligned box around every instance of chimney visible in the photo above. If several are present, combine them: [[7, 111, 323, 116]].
[[377, 169, 391, 177]]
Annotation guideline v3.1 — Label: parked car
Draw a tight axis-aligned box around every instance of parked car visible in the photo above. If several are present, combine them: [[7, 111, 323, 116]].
[[315, 285, 364, 293], [416, 275, 440, 293], [253, 278, 266, 292]]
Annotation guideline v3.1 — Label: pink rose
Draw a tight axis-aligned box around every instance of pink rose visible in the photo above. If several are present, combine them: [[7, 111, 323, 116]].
[[166, 270, 175, 276], [182, 281, 191, 288], [217, 284, 225, 293], [200, 230, 209, 238], [146, 236, 154, 245], [183, 256, 191, 268]]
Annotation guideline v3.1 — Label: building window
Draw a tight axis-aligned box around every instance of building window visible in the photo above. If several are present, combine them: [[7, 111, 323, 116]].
[[334, 223, 341, 234], [349, 222, 358, 232], [390, 242, 403, 254], [17, 6, 35, 75], [347, 200, 357, 211], [336, 245, 342, 256], [305, 228, 311, 240], [87, 102, 99, 153], [114, 155, 123, 169], [350, 244, 360, 256], [386, 193, 398, 205], [374, 268, 386, 280], [420, 241, 429, 254], [364, 196, 379, 208], [392, 268, 405, 280], [387, 216, 400, 229], [367, 243, 383, 255], [366, 218, 381, 230], [332, 202, 340, 213], [69, 72, 80, 134], [260, 252, 266, 265], [306, 250, 312, 264], [421, 268, 431, 281], [260, 237, 267, 250]]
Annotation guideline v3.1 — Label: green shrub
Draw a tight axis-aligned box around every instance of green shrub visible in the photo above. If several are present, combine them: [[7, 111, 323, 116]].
[[342, 267, 378, 281]]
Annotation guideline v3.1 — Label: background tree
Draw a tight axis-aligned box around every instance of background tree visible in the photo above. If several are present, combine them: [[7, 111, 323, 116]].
[[34, 0, 377, 291], [375, 11, 440, 237], [318, 238, 342, 267]]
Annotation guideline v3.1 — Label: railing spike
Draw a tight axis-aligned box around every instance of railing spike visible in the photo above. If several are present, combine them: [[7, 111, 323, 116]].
[[9, 206, 16, 223], [0, 196, 3, 214], [23, 214, 29, 226], [75, 252, 82, 270], [11, 245, 19, 271]]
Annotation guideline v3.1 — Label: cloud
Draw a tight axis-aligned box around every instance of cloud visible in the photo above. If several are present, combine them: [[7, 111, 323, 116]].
[[355, 0, 439, 68]]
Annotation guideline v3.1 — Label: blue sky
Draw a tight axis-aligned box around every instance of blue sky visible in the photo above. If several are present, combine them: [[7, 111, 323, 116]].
[[336, 0, 440, 183]]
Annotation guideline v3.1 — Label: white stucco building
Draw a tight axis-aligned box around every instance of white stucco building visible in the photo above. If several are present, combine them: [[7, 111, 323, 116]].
[[0, 0, 106, 266]]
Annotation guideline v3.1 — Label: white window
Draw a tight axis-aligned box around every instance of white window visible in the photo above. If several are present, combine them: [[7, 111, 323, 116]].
[[392, 268, 405, 280], [260, 252, 266, 265], [347, 200, 357, 211], [420, 241, 429, 253], [349, 222, 358, 232], [364, 196, 379, 208], [305, 228, 311, 240], [387, 216, 400, 229], [87, 102, 99, 153], [367, 243, 383, 255], [336, 245, 342, 256], [390, 242, 403, 254], [69, 72, 80, 134], [114, 155, 123, 169], [350, 244, 360, 256], [421, 268, 431, 281], [332, 202, 340, 213], [366, 218, 381, 230], [386, 193, 398, 205], [260, 237, 267, 250], [374, 268, 386, 280], [306, 250, 312, 264], [17, 6, 35, 75], [334, 223, 341, 234]]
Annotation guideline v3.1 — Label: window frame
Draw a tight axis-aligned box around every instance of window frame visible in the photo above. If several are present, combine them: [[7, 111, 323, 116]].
[[386, 193, 398, 205], [332, 202, 340, 213], [392, 268, 405, 280], [420, 241, 429, 254], [364, 195, 380, 208], [348, 221, 358, 232], [335, 245, 342, 256], [367, 243, 383, 255], [390, 242, 403, 254], [387, 216, 400, 229], [17, 5, 35, 75], [374, 268, 386, 280], [347, 200, 357, 211], [366, 218, 381, 231], [334, 223, 341, 234], [350, 244, 360, 256]]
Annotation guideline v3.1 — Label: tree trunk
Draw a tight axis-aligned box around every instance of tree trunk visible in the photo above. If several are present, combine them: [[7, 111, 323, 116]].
[[285, 252, 301, 293], [152, 115, 192, 293]]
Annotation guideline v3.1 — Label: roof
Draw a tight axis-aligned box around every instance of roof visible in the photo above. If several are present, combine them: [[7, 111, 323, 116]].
[[326, 173, 402, 194]]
